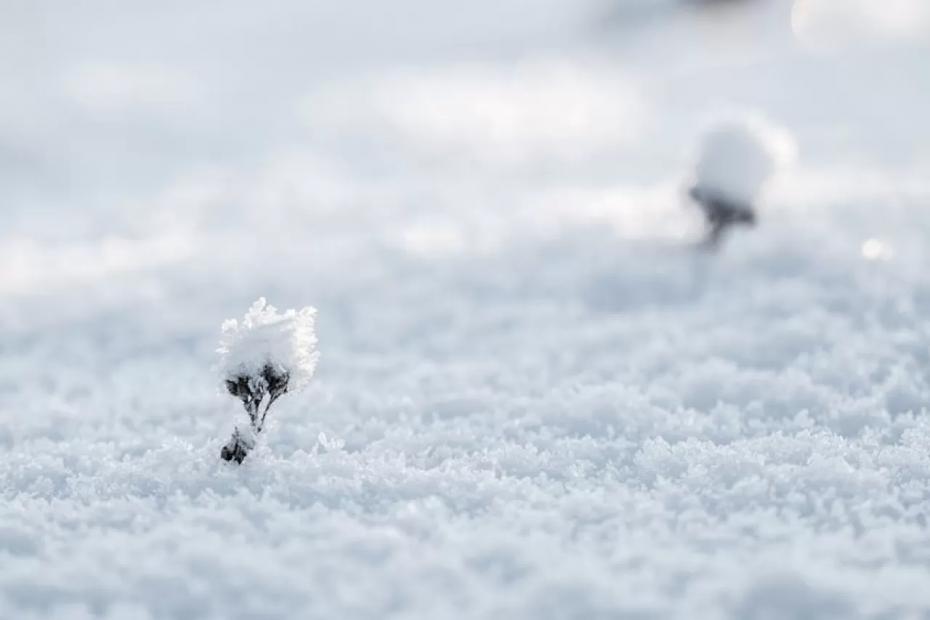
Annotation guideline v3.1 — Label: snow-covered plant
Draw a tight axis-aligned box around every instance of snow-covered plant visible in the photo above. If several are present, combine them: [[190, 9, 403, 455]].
[[217, 298, 319, 463], [688, 115, 794, 248]]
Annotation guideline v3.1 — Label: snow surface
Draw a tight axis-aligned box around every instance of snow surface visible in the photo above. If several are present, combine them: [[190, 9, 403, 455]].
[[2, 1, 930, 618]]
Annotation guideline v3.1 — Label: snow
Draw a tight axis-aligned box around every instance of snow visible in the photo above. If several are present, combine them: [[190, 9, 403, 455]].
[[217, 297, 319, 392], [2, 1, 930, 618], [692, 114, 795, 207]]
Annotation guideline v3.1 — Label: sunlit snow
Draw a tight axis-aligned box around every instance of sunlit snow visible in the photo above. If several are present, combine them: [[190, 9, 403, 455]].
[[2, 1, 930, 618]]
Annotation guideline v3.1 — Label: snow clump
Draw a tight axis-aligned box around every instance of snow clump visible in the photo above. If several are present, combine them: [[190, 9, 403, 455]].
[[693, 114, 793, 205], [217, 297, 319, 462]]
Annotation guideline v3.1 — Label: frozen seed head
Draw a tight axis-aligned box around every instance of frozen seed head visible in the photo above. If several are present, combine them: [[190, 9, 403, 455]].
[[217, 297, 319, 392]]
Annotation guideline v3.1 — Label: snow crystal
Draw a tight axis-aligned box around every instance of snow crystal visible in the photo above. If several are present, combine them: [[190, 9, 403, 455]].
[[217, 297, 319, 391]]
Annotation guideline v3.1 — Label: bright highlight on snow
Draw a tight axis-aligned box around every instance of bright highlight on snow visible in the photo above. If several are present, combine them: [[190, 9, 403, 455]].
[[861, 238, 895, 262], [217, 298, 319, 463], [791, 0, 930, 46]]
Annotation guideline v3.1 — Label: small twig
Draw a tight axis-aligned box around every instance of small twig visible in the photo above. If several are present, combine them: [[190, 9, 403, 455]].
[[689, 185, 756, 250]]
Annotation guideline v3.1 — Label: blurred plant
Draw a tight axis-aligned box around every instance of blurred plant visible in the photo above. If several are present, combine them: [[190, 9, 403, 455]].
[[688, 185, 756, 248], [687, 115, 794, 249], [218, 298, 319, 463]]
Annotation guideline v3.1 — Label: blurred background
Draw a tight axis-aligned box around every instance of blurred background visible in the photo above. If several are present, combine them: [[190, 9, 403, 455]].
[[2, 2, 930, 617], [2, 0, 928, 316]]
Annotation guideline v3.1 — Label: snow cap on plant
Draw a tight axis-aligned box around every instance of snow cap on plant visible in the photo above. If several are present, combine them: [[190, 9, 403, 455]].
[[692, 112, 795, 207], [218, 297, 319, 391], [687, 112, 795, 247], [217, 298, 319, 463]]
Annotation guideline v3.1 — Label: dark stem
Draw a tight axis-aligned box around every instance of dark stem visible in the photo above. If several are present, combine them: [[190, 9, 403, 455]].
[[220, 364, 290, 463], [689, 185, 756, 249]]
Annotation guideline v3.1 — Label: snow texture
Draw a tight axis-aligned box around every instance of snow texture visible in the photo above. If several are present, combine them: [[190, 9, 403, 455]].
[[218, 297, 319, 392], [2, 1, 930, 619]]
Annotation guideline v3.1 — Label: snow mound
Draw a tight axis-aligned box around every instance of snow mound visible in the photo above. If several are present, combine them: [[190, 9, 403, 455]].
[[217, 298, 319, 391], [693, 115, 795, 206]]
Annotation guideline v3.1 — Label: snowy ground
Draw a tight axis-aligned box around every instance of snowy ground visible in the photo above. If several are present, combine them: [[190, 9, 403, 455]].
[[3, 1, 930, 618]]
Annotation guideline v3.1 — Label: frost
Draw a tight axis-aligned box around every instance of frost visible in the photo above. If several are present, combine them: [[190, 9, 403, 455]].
[[218, 297, 319, 392], [317, 431, 345, 452], [217, 298, 319, 463]]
